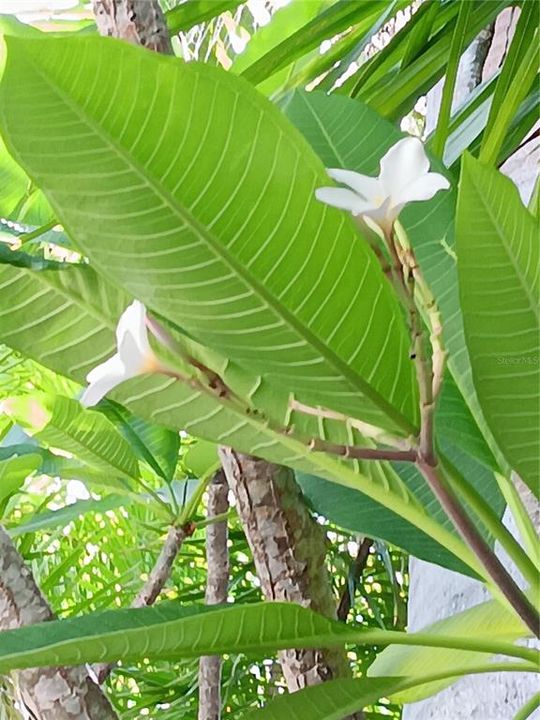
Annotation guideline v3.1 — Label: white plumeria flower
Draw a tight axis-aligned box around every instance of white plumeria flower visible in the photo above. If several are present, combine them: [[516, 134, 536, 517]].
[[315, 136, 450, 235], [80, 300, 162, 407]]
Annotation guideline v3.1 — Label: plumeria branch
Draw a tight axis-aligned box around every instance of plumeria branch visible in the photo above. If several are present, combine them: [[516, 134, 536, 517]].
[[316, 138, 540, 636], [92, 521, 195, 683], [388, 227, 539, 637], [79, 227, 538, 631]]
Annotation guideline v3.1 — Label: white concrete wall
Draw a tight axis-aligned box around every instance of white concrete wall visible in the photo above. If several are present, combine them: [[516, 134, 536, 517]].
[[403, 511, 539, 720]]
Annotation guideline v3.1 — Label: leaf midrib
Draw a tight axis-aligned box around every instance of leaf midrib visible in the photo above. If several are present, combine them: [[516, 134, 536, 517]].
[[11, 40, 414, 435]]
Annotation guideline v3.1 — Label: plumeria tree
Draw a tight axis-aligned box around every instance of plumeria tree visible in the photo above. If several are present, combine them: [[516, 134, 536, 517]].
[[0, 1, 538, 719]]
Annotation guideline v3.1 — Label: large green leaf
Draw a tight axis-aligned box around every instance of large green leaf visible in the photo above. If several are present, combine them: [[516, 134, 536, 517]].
[[99, 399, 180, 483], [0, 35, 418, 437], [0, 134, 29, 218], [6, 394, 142, 482], [297, 472, 474, 576], [369, 593, 530, 702], [0, 17, 52, 225], [456, 155, 539, 495], [165, 0, 244, 36], [0, 600, 531, 673], [0, 451, 40, 506], [0, 256, 477, 575], [244, 666, 537, 720], [8, 494, 130, 538], [243, 677, 406, 720]]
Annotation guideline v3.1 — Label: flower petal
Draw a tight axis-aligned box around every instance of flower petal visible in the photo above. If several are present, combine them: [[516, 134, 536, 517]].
[[118, 330, 151, 375], [327, 168, 382, 202], [391, 172, 450, 209], [116, 300, 151, 358], [315, 187, 371, 214], [361, 197, 394, 234], [379, 137, 430, 198], [86, 353, 125, 384], [81, 354, 128, 407]]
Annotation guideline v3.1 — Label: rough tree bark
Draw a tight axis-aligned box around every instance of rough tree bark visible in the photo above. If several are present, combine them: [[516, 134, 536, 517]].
[[92, 0, 173, 54], [198, 471, 229, 720], [0, 527, 117, 720], [219, 449, 362, 717], [90, 2, 360, 711]]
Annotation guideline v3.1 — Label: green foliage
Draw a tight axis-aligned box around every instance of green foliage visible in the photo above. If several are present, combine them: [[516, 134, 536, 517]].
[[7, 394, 142, 482], [480, 0, 539, 165], [0, 599, 532, 673], [298, 472, 474, 577], [0, 34, 417, 435], [166, 0, 245, 36], [457, 155, 539, 495], [430, 0, 472, 158], [0, 2, 538, 717], [281, 91, 483, 459], [238, 1, 388, 88], [0, 249, 475, 571], [99, 399, 180, 483], [0, 452, 40, 510], [348, 0, 510, 119], [243, 677, 404, 720]]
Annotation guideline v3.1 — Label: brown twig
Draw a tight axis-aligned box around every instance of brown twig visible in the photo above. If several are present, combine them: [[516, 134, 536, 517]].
[[307, 438, 417, 463], [93, 523, 193, 683], [198, 471, 230, 720], [417, 459, 539, 636], [337, 537, 373, 622]]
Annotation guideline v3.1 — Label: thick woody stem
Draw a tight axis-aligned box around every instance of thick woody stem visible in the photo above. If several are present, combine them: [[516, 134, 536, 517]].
[[93, 523, 192, 683], [198, 471, 230, 720], [417, 461, 539, 637], [92, 0, 173, 54], [218, 448, 364, 720], [386, 228, 540, 637], [388, 229, 435, 462], [0, 527, 118, 720]]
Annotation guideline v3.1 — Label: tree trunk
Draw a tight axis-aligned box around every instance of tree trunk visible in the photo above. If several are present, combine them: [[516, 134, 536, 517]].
[[198, 471, 230, 720], [219, 449, 360, 711], [0, 528, 117, 720], [92, 0, 172, 54]]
